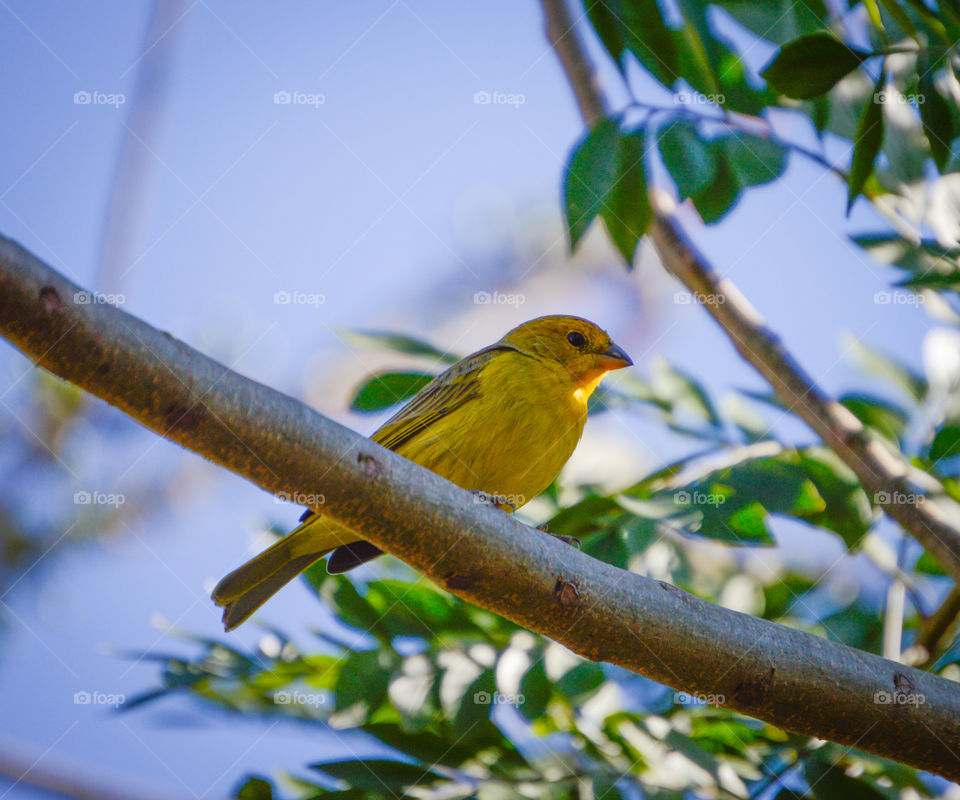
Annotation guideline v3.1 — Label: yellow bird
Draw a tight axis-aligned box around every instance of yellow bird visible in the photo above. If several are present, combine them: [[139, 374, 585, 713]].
[[213, 315, 632, 630]]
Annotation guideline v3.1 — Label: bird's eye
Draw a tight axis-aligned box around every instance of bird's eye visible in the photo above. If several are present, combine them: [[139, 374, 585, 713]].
[[567, 331, 587, 348]]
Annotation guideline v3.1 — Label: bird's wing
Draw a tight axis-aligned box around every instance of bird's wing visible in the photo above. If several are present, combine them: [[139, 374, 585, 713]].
[[372, 344, 518, 452]]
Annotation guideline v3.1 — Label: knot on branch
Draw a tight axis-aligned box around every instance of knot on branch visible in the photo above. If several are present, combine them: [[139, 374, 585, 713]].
[[554, 576, 581, 609], [357, 452, 384, 481], [732, 666, 776, 707], [39, 285, 63, 314]]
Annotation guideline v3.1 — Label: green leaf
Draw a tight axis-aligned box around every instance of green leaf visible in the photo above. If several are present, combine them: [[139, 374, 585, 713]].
[[761, 32, 871, 99], [233, 776, 275, 800], [919, 66, 955, 171], [601, 129, 652, 266], [350, 371, 434, 412], [723, 133, 787, 188], [840, 393, 907, 442], [366, 723, 476, 769], [343, 330, 458, 363], [335, 649, 392, 713], [805, 758, 889, 800], [563, 116, 621, 250], [556, 661, 605, 699], [453, 669, 497, 740], [847, 71, 886, 212], [585, 0, 679, 87], [518, 657, 551, 720], [930, 422, 960, 461], [311, 759, 437, 792], [691, 138, 742, 223], [845, 338, 927, 402], [659, 118, 716, 200], [621, 0, 679, 87]]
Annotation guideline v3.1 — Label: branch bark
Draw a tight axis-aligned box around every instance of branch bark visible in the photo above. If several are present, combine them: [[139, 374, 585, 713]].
[[539, 0, 960, 581], [2, 237, 960, 778]]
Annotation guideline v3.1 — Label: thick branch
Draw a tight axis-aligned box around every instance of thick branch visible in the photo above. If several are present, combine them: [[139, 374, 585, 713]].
[[2, 237, 960, 778], [539, 0, 960, 580]]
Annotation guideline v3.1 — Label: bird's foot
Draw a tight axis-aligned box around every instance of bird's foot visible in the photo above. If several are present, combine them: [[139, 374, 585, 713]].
[[537, 523, 581, 549]]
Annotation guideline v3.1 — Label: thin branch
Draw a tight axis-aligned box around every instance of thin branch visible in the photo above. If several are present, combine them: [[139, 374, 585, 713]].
[[915, 583, 960, 666], [2, 236, 960, 778], [538, 0, 960, 582]]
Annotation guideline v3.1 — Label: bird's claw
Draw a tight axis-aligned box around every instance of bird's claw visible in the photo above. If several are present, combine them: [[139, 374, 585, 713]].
[[537, 524, 580, 549]]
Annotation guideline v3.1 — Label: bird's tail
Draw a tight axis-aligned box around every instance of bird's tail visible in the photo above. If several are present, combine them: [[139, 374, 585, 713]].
[[212, 515, 358, 631]]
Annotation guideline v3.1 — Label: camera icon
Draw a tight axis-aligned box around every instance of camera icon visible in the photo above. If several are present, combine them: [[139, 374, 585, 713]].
[[273, 90, 291, 105], [874, 291, 891, 305], [273, 290, 291, 305], [674, 490, 690, 505], [73, 291, 91, 305], [74, 691, 91, 704], [674, 291, 691, 304], [74, 91, 91, 105], [274, 691, 291, 704], [473, 690, 491, 704], [474, 291, 491, 305], [473, 90, 491, 105], [874, 690, 892, 704], [875, 491, 890, 504], [74, 491, 91, 505]]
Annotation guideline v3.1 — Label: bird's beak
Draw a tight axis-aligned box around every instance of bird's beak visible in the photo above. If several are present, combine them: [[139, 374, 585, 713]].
[[597, 341, 633, 371]]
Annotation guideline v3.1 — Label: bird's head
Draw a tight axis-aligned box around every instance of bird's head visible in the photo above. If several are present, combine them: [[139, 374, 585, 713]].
[[500, 315, 633, 392]]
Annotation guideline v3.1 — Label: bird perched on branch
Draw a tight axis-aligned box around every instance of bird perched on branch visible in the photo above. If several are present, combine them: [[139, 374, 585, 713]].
[[213, 315, 632, 630]]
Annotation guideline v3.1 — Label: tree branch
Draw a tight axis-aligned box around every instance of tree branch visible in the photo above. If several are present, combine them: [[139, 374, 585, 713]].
[[538, 0, 960, 581], [2, 237, 960, 778]]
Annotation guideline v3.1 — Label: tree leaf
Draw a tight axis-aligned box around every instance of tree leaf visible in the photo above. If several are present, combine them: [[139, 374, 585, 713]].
[[919, 66, 955, 171], [620, 0, 679, 87], [335, 649, 392, 714], [350, 371, 434, 412], [761, 32, 871, 99], [723, 133, 787, 188], [343, 330, 458, 363], [601, 129, 652, 266], [563, 117, 621, 250], [929, 422, 960, 461], [847, 71, 886, 212], [518, 657, 551, 720], [233, 776, 275, 800], [453, 669, 497, 740], [691, 138, 742, 223], [659, 118, 716, 200], [311, 759, 437, 792]]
